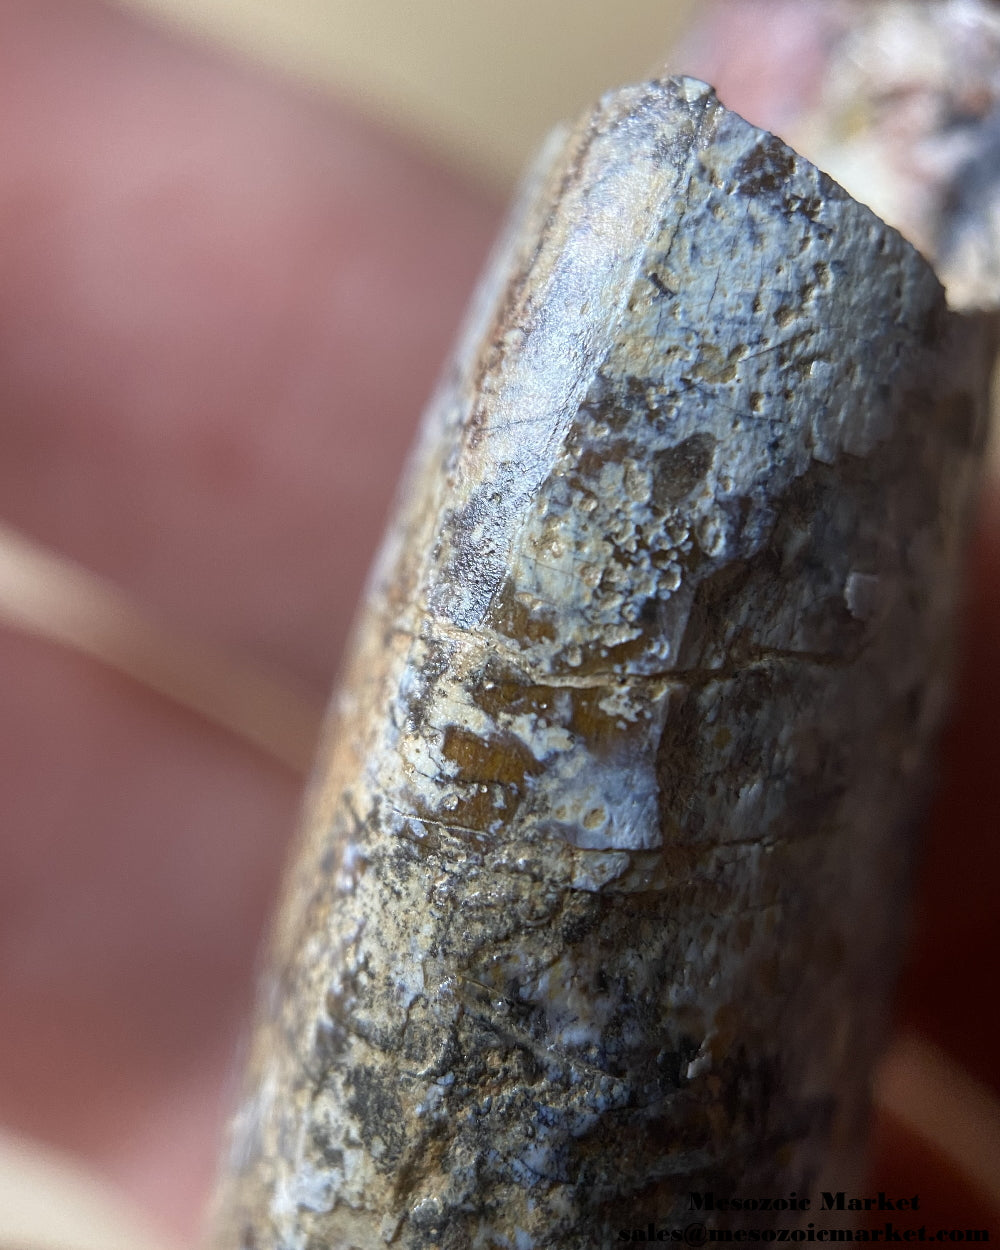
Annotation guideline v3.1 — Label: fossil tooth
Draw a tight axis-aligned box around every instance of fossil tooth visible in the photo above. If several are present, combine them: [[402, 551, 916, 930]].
[[209, 75, 993, 1248]]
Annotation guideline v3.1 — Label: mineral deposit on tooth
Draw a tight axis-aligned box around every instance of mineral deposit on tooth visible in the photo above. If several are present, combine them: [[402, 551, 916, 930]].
[[209, 77, 992, 1249]]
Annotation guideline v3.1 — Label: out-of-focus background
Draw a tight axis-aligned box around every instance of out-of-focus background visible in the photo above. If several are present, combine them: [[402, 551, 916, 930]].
[[0, 3, 698, 1248], [111, 0, 700, 188]]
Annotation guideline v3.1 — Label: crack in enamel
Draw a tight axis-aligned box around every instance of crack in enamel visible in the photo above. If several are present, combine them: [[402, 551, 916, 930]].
[[210, 77, 990, 1250]]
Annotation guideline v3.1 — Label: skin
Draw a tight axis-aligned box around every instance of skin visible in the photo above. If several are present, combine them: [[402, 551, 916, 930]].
[[0, 0, 995, 1241], [0, 0, 498, 1235]]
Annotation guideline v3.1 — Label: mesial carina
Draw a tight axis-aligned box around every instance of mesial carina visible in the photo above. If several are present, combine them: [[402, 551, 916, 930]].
[[209, 77, 993, 1249]]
